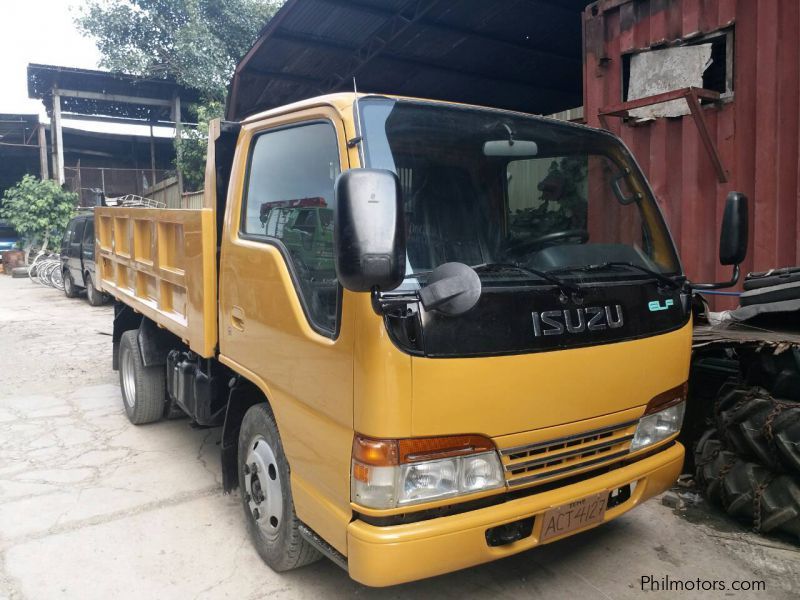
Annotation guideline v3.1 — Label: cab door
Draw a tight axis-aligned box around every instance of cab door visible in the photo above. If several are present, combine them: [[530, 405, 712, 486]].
[[219, 107, 354, 553]]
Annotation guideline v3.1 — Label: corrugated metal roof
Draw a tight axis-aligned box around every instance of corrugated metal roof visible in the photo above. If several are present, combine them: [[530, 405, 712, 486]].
[[227, 0, 593, 121], [27, 64, 202, 121]]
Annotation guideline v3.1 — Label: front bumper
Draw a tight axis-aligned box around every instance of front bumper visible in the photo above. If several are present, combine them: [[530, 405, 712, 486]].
[[347, 442, 684, 587]]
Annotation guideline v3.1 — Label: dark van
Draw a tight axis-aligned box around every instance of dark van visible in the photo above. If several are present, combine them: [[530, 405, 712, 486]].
[[61, 213, 107, 305]]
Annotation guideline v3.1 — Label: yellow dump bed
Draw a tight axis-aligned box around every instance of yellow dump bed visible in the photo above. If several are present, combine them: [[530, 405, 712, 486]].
[[95, 207, 217, 358]]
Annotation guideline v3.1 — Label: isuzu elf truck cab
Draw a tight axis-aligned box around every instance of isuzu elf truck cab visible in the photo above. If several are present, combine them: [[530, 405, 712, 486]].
[[96, 93, 748, 586]]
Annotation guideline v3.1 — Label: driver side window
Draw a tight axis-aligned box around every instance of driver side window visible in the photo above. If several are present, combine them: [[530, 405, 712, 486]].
[[242, 122, 341, 334]]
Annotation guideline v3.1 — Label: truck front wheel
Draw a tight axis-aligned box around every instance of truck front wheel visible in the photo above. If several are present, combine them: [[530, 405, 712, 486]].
[[118, 330, 166, 424], [238, 403, 320, 571]]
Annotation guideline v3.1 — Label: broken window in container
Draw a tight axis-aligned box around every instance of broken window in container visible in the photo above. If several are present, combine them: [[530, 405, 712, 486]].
[[621, 29, 734, 119]]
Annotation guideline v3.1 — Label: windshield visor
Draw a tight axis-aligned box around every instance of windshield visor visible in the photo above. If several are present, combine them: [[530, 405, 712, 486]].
[[360, 99, 681, 289]]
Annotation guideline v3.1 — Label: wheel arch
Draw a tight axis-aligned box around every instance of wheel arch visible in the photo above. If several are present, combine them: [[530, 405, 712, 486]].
[[137, 317, 180, 367], [112, 302, 142, 370], [221, 374, 274, 492]]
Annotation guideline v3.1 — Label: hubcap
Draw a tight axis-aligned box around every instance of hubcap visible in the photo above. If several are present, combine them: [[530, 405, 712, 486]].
[[120, 345, 136, 409], [244, 435, 283, 541]]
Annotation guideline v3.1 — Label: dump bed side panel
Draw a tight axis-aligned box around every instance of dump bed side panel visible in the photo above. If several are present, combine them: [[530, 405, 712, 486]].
[[95, 207, 217, 358]]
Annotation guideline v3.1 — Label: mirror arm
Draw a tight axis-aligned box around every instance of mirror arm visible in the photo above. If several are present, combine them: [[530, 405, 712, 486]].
[[371, 288, 419, 316], [691, 264, 741, 291]]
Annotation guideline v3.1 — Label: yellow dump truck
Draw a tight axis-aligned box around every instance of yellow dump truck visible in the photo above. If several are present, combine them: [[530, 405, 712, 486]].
[[96, 93, 748, 586]]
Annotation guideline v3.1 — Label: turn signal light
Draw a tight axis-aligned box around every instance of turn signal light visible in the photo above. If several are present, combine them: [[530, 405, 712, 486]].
[[352, 434, 494, 466], [643, 382, 688, 415], [351, 433, 504, 509]]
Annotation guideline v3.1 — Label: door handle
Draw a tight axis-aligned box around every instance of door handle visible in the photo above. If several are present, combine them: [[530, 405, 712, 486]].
[[231, 305, 246, 331]]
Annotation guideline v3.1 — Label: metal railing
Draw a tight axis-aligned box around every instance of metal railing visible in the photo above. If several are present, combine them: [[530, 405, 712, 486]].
[[104, 194, 166, 209], [65, 166, 175, 206]]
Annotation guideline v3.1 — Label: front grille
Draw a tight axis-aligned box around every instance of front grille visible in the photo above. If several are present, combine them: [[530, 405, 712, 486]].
[[500, 419, 638, 488]]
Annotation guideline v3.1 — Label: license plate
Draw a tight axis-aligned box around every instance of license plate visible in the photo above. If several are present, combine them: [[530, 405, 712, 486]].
[[540, 491, 608, 542]]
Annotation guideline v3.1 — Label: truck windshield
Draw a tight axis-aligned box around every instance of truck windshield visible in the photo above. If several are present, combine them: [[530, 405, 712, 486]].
[[360, 98, 681, 289]]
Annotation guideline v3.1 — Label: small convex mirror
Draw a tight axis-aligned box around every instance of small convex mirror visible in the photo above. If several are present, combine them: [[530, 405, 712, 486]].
[[418, 262, 482, 316]]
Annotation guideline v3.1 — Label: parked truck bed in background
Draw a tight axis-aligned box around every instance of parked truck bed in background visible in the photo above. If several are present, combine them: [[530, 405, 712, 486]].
[[95, 93, 749, 586]]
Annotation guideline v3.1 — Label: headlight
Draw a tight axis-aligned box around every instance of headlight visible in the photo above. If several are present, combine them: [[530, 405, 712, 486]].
[[630, 401, 685, 452], [351, 435, 505, 509]]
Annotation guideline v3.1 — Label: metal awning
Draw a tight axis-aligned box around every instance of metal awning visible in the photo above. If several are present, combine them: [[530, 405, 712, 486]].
[[28, 64, 201, 122], [27, 64, 202, 188], [227, 0, 592, 121]]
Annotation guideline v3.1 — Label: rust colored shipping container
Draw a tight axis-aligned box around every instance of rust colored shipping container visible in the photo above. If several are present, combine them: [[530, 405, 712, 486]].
[[583, 0, 800, 309]]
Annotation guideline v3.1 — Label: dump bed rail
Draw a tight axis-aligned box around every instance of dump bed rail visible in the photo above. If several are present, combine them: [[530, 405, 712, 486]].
[[95, 207, 217, 358]]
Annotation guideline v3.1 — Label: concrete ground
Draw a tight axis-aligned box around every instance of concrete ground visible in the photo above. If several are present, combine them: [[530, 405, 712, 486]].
[[1, 275, 798, 600]]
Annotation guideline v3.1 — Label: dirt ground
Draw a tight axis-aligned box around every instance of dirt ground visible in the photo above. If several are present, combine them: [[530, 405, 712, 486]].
[[1, 274, 798, 599]]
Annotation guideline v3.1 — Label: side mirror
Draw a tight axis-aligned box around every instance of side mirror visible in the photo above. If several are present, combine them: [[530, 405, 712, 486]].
[[692, 192, 749, 290], [334, 169, 405, 292], [719, 192, 748, 265]]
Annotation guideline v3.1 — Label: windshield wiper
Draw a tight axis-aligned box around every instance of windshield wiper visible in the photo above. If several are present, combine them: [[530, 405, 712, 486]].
[[405, 262, 581, 295], [546, 262, 683, 290], [471, 263, 581, 295]]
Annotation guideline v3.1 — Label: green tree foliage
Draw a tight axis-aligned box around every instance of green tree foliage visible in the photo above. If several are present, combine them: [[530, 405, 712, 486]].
[[178, 100, 224, 191], [75, 0, 282, 100], [76, 0, 283, 189], [1, 176, 77, 260]]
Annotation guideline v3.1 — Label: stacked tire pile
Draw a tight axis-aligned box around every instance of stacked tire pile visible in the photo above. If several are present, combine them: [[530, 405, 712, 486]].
[[696, 382, 800, 540]]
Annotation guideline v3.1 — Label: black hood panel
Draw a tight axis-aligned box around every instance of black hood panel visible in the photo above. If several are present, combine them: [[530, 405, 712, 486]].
[[385, 282, 690, 358]]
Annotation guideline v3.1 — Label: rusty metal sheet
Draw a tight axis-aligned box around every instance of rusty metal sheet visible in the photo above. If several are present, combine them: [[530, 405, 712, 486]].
[[584, 0, 800, 310], [693, 322, 800, 350]]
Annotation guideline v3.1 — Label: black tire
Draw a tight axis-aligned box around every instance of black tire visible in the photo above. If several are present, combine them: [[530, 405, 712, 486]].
[[118, 330, 166, 425], [695, 431, 800, 539], [716, 382, 800, 475], [63, 270, 79, 298], [238, 403, 321, 571], [85, 273, 106, 306]]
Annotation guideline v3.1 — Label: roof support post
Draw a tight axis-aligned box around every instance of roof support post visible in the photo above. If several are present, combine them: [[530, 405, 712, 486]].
[[172, 95, 183, 195], [37, 123, 49, 180], [149, 122, 157, 191], [51, 90, 65, 185]]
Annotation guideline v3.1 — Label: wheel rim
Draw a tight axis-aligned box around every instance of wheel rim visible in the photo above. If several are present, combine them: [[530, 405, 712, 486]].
[[244, 435, 284, 542], [120, 345, 136, 409], [64, 273, 72, 294], [87, 277, 94, 302]]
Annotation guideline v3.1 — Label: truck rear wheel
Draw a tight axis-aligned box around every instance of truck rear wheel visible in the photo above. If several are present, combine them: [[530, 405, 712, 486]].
[[238, 403, 320, 571], [118, 330, 166, 424]]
